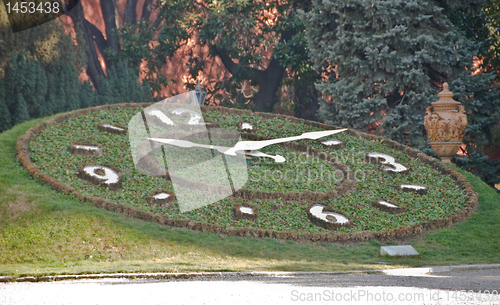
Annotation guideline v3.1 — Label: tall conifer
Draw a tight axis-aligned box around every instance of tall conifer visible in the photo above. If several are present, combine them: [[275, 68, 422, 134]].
[[4, 53, 24, 114], [0, 82, 12, 132], [13, 93, 29, 125], [306, 0, 500, 184], [44, 74, 58, 115], [59, 63, 81, 111], [97, 76, 115, 105], [79, 81, 96, 108], [33, 62, 49, 118]]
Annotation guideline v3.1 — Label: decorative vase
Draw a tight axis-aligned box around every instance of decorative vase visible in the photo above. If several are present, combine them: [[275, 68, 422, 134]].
[[424, 83, 467, 163]]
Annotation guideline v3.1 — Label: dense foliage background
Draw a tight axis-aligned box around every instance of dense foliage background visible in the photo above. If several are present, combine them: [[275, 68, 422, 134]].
[[305, 0, 500, 185], [0, 0, 499, 186]]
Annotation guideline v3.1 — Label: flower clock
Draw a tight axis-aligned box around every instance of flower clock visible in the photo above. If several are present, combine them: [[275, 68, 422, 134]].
[[18, 92, 478, 243]]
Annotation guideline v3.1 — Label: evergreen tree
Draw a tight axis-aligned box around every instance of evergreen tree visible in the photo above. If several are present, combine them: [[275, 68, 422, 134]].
[[3, 53, 25, 113], [45, 62, 81, 113], [306, 0, 500, 185], [13, 93, 29, 125], [0, 81, 12, 132], [96, 75, 115, 105], [3, 52, 49, 119], [95, 64, 153, 105], [33, 61, 48, 118], [57, 85, 69, 113], [45, 92, 58, 116], [0, 98, 12, 132], [79, 81, 96, 108], [108, 61, 154, 104], [44, 74, 59, 115], [45, 73, 63, 114], [141, 80, 153, 103], [451, 70, 500, 185], [447, 0, 500, 81], [21, 55, 48, 118], [66, 94, 80, 111], [0, 13, 86, 78], [60, 63, 81, 111], [21, 53, 38, 118], [110, 62, 127, 103], [105, 66, 120, 104], [114, 61, 140, 103]]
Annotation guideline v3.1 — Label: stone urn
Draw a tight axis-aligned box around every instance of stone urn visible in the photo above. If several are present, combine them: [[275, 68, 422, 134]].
[[424, 83, 467, 163]]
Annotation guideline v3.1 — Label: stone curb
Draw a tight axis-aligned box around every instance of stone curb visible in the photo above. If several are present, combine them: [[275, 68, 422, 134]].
[[1, 264, 499, 283]]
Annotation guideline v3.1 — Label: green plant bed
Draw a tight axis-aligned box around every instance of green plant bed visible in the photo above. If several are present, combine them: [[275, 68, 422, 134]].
[[19, 104, 475, 242], [1, 115, 500, 278]]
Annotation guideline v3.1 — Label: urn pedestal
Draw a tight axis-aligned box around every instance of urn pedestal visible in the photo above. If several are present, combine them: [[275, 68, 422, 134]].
[[424, 83, 467, 163]]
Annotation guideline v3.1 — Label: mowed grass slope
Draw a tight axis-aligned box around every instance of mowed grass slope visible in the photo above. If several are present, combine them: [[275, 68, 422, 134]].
[[0, 118, 499, 278]]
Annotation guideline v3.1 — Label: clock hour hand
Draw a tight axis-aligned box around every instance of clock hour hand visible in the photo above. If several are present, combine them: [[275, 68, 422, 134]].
[[236, 150, 286, 163]]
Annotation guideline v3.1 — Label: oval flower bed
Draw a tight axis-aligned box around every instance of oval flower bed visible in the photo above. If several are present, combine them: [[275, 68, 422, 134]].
[[16, 103, 478, 243]]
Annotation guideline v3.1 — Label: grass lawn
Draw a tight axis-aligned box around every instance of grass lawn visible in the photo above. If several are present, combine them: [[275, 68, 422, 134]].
[[1, 118, 499, 278]]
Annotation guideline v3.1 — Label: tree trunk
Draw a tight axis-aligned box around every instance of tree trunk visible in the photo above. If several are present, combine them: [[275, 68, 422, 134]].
[[252, 58, 286, 112], [68, 0, 153, 90], [213, 44, 287, 113], [125, 0, 138, 24], [67, 2, 105, 90], [142, 0, 154, 20], [100, 0, 121, 53], [295, 96, 319, 121]]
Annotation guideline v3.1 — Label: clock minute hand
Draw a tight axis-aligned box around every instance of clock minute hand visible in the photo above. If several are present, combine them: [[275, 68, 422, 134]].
[[147, 138, 287, 162], [225, 129, 348, 155], [147, 138, 233, 154], [148, 128, 347, 158]]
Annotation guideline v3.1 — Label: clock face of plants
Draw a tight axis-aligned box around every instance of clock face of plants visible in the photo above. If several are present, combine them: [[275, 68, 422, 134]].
[[26, 104, 471, 241]]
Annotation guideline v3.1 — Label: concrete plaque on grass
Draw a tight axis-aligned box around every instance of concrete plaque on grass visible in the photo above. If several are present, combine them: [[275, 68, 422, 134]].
[[380, 245, 419, 256]]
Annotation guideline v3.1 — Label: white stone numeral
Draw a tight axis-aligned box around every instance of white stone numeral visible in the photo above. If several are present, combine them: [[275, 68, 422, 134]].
[[146, 108, 205, 127], [83, 165, 120, 185], [309, 204, 349, 225], [399, 184, 428, 194], [170, 109, 203, 125], [366, 152, 408, 174], [146, 109, 175, 126]]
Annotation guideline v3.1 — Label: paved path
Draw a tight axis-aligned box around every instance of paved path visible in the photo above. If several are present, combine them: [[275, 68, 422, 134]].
[[1, 267, 499, 304]]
